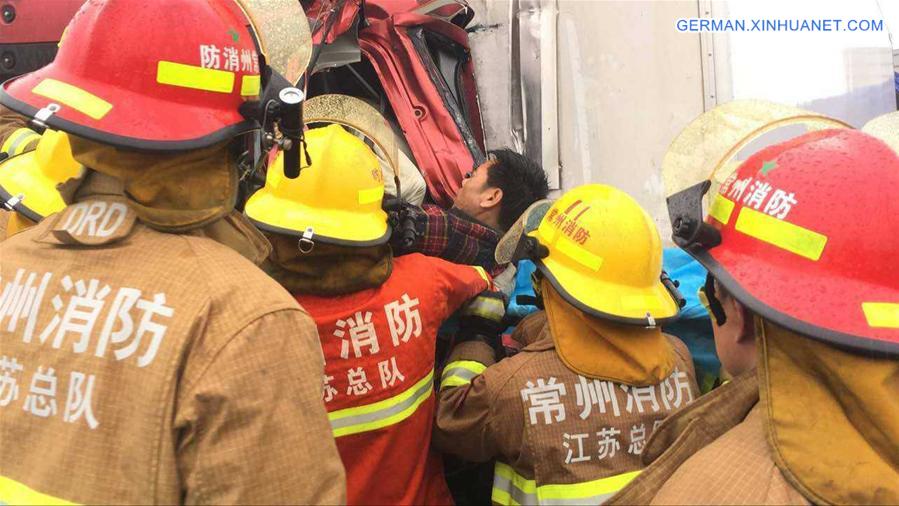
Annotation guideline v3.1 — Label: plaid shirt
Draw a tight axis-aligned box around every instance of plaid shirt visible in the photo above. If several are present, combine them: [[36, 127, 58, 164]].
[[403, 204, 504, 276]]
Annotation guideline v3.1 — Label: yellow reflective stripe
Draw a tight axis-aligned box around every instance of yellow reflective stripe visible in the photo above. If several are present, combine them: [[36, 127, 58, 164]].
[[493, 462, 537, 505], [465, 296, 505, 320], [1, 128, 40, 155], [58, 26, 69, 48], [539, 470, 641, 503], [708, 194, 735, 225], [555, 236, 602, 271], [32, 79, 113, 120], [492, 462, 641, 505], [16, 133, 40, 155], [357, 186, 384, 205], [0, 475, 77, 505], [439, 360, 487, 390], [240, 75, 261, 96], [440, 375, 475, 388], [734, 207, 827, 261], [862, 302, 899, 329], [328, 369, 433, 437], [156, 61, 235, 94], [473, 266, 493, 289]]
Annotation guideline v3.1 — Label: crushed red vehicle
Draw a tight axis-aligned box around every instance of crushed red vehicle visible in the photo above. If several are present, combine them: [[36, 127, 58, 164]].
[[0, 0, 84, 81], [1, 0, 487, 207], [304, 0, 488, 207]]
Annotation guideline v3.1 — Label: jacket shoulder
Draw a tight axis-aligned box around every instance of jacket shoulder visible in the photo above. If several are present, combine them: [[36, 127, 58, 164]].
[[649, 405, 810, 505], [664, 333, 691, 358]]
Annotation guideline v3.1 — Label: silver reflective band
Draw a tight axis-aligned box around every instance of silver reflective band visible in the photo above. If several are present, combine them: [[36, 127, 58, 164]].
[[492, 461, 640, 505], [4, 130, 38, 156], [442, 365, 480, 383], [329, 370, 434, 437]]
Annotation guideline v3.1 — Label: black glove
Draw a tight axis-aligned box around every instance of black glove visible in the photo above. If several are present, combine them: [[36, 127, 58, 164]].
[[457, 290, 508, 358], [385, 199, 424, 253]]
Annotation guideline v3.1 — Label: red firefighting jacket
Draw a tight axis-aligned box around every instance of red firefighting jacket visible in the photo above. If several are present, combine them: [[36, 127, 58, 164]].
[[295, 253, 490, 505]]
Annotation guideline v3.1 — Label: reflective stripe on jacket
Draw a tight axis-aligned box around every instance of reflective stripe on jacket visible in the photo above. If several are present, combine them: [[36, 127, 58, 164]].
[[297, 253, 490, 506], [434, 312, 700, 505], [493, 462, 640, 505]]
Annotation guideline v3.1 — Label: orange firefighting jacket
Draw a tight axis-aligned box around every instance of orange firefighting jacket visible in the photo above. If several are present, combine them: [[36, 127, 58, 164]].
[[295, 253, 491, 505], [434, 311, 699, 505]]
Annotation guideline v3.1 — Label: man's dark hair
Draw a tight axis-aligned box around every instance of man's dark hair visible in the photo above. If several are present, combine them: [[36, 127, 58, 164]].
[[486, 149, 550, 231]]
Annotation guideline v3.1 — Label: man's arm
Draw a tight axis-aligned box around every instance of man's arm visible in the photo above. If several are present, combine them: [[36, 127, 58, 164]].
[[397, 204, 502, 274], [433, 339, 502, 462], [176, 309, 346, 505], [433, 289, 520, 463]]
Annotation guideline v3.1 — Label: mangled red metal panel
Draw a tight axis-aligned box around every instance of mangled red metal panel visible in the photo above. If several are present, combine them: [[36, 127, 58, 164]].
[[0, 0, 84, 79], [359, 9, 486, 206]]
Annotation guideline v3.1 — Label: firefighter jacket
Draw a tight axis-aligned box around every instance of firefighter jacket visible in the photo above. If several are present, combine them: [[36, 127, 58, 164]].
[[434, 311, 700, 505], [607, 370, 809, 505], [610, 318, 899, 505], [0, 209, 8, 241], [294, 252, 491, 506], [0, 171, 346, 505]]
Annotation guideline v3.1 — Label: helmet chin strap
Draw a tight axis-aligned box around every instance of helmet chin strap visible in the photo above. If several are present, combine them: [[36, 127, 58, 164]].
[[704, 273, 727, 326], [3, 192, 24, 211]]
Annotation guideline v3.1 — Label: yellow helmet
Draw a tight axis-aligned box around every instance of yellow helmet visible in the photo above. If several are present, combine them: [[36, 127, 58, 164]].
[[529, 184, 681, 326], [0, 129, 83, 222], [244, 123, 389, 246]]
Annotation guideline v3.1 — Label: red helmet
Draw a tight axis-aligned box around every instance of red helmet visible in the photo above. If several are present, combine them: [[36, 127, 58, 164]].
[[0, 0, 265, 151], [669, 128, 899, 355]]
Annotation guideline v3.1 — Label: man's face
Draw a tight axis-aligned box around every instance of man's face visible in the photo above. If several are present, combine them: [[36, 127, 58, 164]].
[[452, 159, 495, 217]]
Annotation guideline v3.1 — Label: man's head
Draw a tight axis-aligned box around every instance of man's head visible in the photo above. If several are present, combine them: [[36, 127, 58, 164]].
[[453, 149, 549, 231], [702, 276, 756, 377]]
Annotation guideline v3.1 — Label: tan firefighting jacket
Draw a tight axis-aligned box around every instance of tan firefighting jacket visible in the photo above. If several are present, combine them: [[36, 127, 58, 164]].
[[0, 209, 8, 241], [0, 172, 346, 504], [607, 370, 809, 505], [433, 311, 699, 505], [611, 318, 899, 505]]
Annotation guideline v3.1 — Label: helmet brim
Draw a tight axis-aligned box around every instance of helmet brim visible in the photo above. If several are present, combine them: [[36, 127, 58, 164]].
[[2, 70, 258, 152], [244, 192, 391, 247], [536, 255, 681, 327], [693, 245, 899, 357]]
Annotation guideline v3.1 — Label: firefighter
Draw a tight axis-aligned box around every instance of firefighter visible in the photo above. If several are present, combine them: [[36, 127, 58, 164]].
[[243, 122, 493, 505], [433, 183, 700, 504], [0, 1, 345, 503], [0, 129, 82, 240], [609, 128, 899, 504]]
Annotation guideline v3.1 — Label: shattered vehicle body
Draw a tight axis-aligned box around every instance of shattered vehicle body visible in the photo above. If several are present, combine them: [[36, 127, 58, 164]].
[[304, 0, 487, 207]]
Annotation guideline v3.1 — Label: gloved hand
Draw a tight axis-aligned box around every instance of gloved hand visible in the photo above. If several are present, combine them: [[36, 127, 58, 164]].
[[457, 290, 508, 358], [385, 199, 424, 253]]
